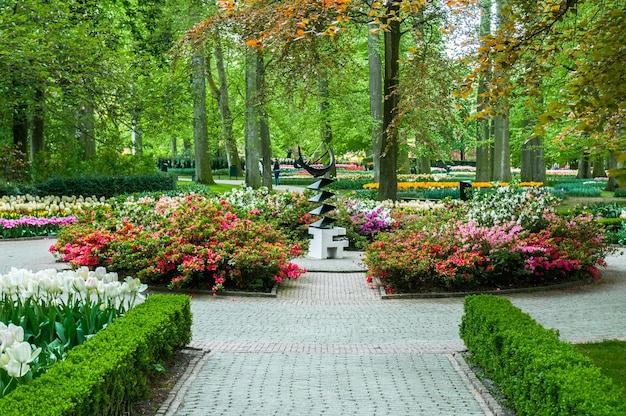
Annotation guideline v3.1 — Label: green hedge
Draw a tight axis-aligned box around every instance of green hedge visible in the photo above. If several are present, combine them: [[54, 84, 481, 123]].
[[460, 295, 625, 416], [0, 294, 192, 416], [33, 173, 176, 198]]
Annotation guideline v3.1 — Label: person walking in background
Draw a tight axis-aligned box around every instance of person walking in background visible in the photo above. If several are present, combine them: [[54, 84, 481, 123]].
[[273, 158, 281, 186]]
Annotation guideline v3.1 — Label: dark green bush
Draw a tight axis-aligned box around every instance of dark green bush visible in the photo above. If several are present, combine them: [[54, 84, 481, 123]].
[[460, 295, 626, 415], [0, 294, 191, 416], [614, 188, 626, 198], [33, 173, 176, 198]]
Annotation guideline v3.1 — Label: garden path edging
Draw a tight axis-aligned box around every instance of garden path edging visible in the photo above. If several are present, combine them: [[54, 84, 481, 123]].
[[375, 277, 596, 299]]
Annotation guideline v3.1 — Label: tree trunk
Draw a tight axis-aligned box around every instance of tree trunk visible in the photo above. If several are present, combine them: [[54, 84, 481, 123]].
[[190, 48, 214, 184], [592, 155, 605, 178], [318, 75, 337, 178], [171, 136, 177, 157], [214, 34, 242, 177], [76, 104, 96, 161], [245, 47, 262, 189], [605, 152, 618, 191], [258, 52, 272, 188], [31, 87, 45, 162], [491, 0, 511, 183], [576, 153, 591, 179], [492, 114, 511, 182], [475, 0, 492, 182], [418, 156, 431, 174], [131, 111, 143, 156], [368, 21, 383, 183], [379, 6, 401, 202]]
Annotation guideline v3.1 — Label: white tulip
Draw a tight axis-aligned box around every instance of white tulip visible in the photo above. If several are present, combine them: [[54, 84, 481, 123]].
[[6, 360, 30, 378]]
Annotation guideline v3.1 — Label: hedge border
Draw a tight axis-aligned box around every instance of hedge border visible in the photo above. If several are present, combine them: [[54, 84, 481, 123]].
[[0, 294, 192, 416], [460, 295, 626, 416]]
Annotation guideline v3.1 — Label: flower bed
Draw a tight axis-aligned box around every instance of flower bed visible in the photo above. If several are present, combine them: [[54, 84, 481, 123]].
[[53, 193, 306, 293], [0, 267, 146, 396], [363, 181, 544, 191], [0, 216, 77, 238], [0, 294, 191, 415], [364, 186, 613, 294]]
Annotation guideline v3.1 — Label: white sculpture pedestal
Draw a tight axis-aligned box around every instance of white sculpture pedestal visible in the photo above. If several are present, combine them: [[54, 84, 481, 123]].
[[308, 226, 349, 259]]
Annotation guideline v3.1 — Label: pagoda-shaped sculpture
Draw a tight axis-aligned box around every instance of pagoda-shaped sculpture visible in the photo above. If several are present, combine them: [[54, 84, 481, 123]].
[[294, 147, 348, 259]]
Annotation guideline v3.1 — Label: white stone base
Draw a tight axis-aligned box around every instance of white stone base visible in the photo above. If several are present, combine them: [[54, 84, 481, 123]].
[[308, 226, 349, 259]]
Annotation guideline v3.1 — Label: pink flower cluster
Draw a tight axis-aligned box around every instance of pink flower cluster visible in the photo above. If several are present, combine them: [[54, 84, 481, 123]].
[[1, 215, 76, 229]]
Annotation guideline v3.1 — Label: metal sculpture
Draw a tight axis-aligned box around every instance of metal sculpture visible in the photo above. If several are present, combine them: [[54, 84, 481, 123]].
[[295, 145, 348, 258]]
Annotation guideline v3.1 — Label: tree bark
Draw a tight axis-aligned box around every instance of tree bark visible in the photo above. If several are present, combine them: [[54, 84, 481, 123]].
[[190, 47, 214, 184], [605, 152, 618, 191], [213, 34, 242, 176], [245, 47, 262, 189], [576, 153, 591, 179], [31, 87, 45, 162], [475, 0, 492, 182], [492, 115, 511, 182], [368, 21, 383, 183], [379, 7, 401, 201], [418, 155, 431, 174], [258, 52, 272, 188], [592, 155, 605, 178], [76, 103, 96, 161], [318, 75, 337, 178]]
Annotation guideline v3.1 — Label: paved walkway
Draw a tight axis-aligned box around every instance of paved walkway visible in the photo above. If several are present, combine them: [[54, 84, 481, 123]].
[[1, 239, 625, 415]]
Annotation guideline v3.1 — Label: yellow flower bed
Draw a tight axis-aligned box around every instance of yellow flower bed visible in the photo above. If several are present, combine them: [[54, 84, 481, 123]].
[[363, 181, 543, 190]]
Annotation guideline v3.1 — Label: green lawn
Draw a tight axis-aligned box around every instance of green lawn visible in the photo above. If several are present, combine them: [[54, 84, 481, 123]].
[[176, 180, 240, 195], [574, 339, 626, 394]]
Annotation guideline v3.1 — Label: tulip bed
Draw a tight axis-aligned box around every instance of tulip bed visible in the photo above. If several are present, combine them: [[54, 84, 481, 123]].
[[0, 267, 147, 397], [0, 195, 109, 239], [0, 294, 191, 416]]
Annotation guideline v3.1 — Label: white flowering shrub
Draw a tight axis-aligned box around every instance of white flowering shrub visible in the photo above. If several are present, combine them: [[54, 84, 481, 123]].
[[465, 186, 560, 231]]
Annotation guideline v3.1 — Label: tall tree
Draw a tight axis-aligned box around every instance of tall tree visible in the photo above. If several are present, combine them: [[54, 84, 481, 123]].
[[244, 46, 262, 189], [208, 31, 243, 176], [367, 19, 383, 182], [190, 47, 215, 184], [474, 0, 492, 182]]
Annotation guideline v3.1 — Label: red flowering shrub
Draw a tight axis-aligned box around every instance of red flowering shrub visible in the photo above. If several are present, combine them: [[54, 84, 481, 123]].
[[53, 194, 305, 292], [365, 215, 614, 294]]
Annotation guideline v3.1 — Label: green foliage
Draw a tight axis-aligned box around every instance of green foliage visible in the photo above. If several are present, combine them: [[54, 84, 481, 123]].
[[460, 295, 626, 416], [0, 294, 191, 416], [552, 181, 603, 197], [614, 188, 626, 198], [33, 174, 176, 198]]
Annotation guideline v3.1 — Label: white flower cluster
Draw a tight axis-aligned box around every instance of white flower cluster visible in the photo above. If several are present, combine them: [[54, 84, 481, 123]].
[[0, 323, 41, 378], [0, 195, 110, 216], [222, 187, 271, 211], [465, 186, 559, 229], [0, 267, 147, 310]]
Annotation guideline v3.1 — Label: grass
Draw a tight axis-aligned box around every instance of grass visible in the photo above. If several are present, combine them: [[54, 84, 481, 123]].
[[574, 339, 626, 394], [176, 180, 240, 195]]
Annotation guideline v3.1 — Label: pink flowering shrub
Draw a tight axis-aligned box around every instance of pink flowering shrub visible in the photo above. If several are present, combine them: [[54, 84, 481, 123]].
[[53, 194, 305, 292], [365, 214, 614, 294]]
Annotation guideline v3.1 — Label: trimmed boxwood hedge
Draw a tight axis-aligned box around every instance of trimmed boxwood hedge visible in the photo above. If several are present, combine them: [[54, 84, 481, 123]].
[[460, 295, 626, 416], [33, 173, 176, 198], [0, 294, 192, 416]]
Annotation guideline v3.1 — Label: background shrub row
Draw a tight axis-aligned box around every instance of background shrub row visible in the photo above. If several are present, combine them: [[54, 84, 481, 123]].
[[1, 173, 176, 198], [0, 294, 192, 416], [459, 295, 625, 415]]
